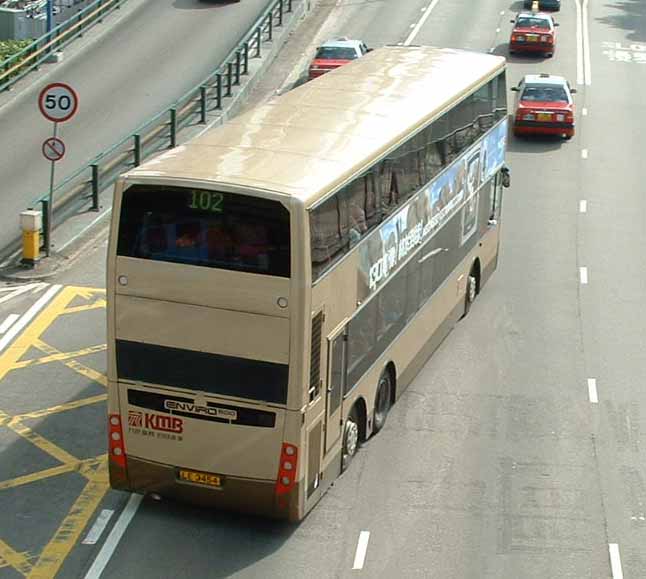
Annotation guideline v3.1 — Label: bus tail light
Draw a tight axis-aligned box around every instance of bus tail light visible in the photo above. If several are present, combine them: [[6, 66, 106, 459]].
[[275, 443, 298, 496], [109, 413, 127, 469]]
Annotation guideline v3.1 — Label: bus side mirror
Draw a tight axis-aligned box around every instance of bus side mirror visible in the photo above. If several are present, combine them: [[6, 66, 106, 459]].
[[501, 167, 511, 188]]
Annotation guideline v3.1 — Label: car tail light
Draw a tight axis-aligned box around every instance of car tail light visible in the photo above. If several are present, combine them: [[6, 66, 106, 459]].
[[275, 443, 298, 496], [109, 414, 127, 469], [556, 114, 565, 122], [541, 35, 548, 42], [565, 112, 574, 124], [515, 35, 525, 41]]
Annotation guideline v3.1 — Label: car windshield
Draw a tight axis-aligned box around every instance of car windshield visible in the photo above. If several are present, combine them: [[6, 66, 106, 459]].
[[521, 84, 568, 102], [315, 46, 358, 60], [516, 17, 550, 29]]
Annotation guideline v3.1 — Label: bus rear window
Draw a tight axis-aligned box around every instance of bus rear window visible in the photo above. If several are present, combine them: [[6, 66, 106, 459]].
[[117, 185, 291, 277]]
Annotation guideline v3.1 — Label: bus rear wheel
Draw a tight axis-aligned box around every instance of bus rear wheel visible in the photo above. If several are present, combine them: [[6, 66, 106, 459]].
[[373, 369, 392, 434], [342, 407, 360, 472], [464, 271, 478, 317]]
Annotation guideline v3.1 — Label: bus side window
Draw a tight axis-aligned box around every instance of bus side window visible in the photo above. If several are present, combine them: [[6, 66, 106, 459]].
[[310, 196, 342, 275], [378, 161, 396, 219], [341, 179, 368, 249]]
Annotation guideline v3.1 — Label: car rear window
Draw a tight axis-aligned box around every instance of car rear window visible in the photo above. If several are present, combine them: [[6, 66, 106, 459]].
[[516, 17, 551, 29], [315, 46, 358, 60], [521, 84, 568, 102]]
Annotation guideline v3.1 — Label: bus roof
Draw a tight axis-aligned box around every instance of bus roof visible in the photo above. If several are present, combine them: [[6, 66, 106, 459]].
[[126, 46, 505, 207]]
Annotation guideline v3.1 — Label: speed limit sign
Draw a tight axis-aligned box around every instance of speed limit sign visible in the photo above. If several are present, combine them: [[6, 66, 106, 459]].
[[38, 82, 79, 123]]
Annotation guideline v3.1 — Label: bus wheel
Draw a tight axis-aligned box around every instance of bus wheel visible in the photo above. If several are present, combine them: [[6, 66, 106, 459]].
[[373, 369, 392, 434], [464, 272, 478, 317], [342, 407, 360, 472]]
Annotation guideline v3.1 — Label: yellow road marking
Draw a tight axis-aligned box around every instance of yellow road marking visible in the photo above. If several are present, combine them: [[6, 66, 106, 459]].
[[16, 394, 107, 422], [12, 343, 107, 370], [0, 286, 109, 578], [61, 300, 107, 315], [0, 455, 104, 491], [0, 539, 33, 576], [0, 464, 78, 491], [0, 287, 75, 382], [3, 413, 78, 466], [32, 340, 107, 387], [72, 287, 106, 300], [27, 460, 109, 579]]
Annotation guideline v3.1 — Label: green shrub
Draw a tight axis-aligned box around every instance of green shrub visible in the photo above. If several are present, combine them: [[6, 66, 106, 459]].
[[0, 39, 33, 64]]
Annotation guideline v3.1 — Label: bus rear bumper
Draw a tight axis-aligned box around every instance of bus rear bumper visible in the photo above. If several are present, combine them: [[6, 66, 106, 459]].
[[111, 456, 299, 521]]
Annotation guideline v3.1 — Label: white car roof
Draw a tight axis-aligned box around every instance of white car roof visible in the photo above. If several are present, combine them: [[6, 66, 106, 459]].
[[320, 39, 363, 49], [517, 11, 553, 20], [522, 74, 567, 85]]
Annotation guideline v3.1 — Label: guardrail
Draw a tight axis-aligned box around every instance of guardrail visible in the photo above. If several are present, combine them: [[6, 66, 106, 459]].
[[0, 0, 126, 92], [12, 0, 296, 260]]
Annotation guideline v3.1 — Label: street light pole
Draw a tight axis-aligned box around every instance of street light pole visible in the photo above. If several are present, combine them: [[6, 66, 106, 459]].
[[47, 0, 54, 37]]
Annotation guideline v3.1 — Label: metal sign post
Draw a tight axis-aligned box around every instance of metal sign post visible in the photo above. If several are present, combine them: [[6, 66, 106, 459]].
[[38, 82, 79, 257]]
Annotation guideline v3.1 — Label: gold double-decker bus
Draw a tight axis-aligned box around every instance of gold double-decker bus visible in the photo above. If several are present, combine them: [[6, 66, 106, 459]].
[[106, 46, 509, 521]]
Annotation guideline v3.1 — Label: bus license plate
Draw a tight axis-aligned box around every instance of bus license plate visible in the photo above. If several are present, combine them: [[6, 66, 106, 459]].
[[537, 113, 552, 122], [178, 469, 221, 487]]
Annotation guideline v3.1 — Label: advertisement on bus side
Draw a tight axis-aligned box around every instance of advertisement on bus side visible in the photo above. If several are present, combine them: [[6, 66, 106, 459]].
[[359, 119, 507, 295]]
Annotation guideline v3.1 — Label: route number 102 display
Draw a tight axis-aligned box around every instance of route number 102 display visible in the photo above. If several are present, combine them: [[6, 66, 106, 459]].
[[188, 190, 224, 213]]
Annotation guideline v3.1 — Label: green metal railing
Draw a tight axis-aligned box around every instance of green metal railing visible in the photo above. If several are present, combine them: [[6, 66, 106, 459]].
[[0, 0, 126, 92], [22, 0, 295, 259]]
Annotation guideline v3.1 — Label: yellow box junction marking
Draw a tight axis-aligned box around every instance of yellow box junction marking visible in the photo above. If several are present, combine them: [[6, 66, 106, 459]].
[[0, 539, 35, 576], [0, 287, 110, 578]]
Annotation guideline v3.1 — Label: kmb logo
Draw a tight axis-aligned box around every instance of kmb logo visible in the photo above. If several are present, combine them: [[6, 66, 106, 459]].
[[128, 410, 183, 434], [146, 413, 183, 433], [128, 411, 143, 427]]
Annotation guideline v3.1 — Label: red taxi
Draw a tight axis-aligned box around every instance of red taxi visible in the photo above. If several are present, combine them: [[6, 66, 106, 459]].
[[308, 38, 370, 80], [511, 74, 576, 139], [509, 12, 558, 57]]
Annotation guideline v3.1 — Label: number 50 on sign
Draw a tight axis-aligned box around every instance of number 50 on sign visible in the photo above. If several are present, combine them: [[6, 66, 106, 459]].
[[38, 82, 79, 123]]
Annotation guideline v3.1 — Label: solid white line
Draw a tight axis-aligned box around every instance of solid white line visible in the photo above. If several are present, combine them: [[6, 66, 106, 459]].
[[405, 0, 441, 46], [352, 531, 371, 570], [580, 267, 588, 285], [574, 0, 584, 85], [582, 149, 588, 159], [0, 285, 62, 354], [82, 510, 115, 545], [579, 200, 587, 213], [84, 494, 143, 579], [0, 314, 19, 335], [0, 283, 42, 306], [588, 378, 598, 403], [609, 544, 624, 579], [31, 282, 49, 294], [582, 0, 592, 85]]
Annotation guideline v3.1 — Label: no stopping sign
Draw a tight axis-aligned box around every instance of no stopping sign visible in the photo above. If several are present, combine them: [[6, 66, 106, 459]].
[[42, 137, 66, 162], [39, 82, 79, 123]]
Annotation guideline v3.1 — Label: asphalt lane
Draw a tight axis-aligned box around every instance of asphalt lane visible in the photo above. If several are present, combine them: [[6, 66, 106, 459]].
[[97, 0, 613, 577], [2, 0, 646, 577], [578, 0, 646, 575], [0, 0, 272, 252]]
